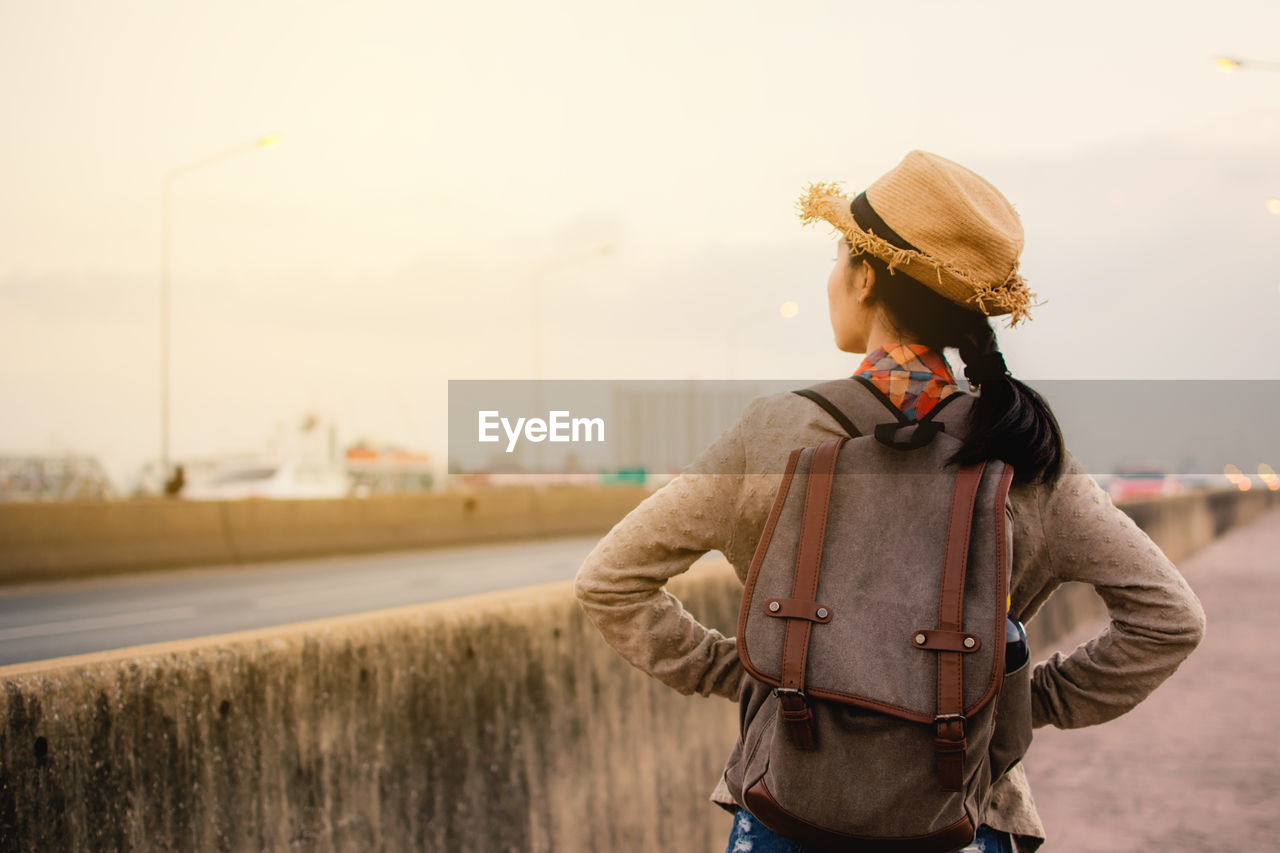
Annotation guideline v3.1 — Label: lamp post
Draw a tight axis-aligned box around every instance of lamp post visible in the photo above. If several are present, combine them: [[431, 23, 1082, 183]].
[[1213, 56, 1280, 73], [530, 243, 615, 382], [160, 135, 278, 488], [526, 243, 614, 475], [1213, 56, 1280, 237]]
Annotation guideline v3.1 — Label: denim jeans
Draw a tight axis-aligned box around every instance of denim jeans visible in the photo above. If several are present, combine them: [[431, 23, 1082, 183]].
[[725, 808, 1014, 853]]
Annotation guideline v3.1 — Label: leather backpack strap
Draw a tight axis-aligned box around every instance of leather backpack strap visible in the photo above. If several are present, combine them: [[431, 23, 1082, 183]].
[[796, 378, 978, 443], [777, 436, 846, 750], [934, 461, 987, 791]]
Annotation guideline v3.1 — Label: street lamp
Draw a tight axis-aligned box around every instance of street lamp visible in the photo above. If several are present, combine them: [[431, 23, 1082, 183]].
[[530, 243, 615, 382], [527, 243, 614, 474], [1213, 56, 1280, 73], [160, 135, 278, 488]]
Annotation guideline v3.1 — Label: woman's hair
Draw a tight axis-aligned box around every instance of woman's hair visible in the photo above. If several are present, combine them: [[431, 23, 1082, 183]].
[[853, 252, 1065, 484]]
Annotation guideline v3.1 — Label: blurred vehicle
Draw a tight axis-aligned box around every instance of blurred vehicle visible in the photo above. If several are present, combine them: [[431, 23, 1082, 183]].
[[1171, 473, 1222, 493], [1107, 462, 1184, 503], [345, 444, 435, 496], [182, 459, 350, 500]]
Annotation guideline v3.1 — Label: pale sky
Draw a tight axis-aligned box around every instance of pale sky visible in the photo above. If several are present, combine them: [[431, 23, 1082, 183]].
[[2, 0, 1278, 489]]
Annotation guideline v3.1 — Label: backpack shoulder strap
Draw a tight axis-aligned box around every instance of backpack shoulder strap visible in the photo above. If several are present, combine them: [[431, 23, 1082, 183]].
[[794, 377, 978, 441], [935, 461, 987, 792], [776, 435, 847, 751], [791, 387, 865, 438]]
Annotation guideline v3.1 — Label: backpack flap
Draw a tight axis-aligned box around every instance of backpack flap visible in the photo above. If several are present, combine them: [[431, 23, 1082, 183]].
[[736, 426, 1014, 727]]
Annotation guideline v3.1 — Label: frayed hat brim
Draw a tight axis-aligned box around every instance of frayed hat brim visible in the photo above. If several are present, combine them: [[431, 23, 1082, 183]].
[[797, 181, 1037, 325]]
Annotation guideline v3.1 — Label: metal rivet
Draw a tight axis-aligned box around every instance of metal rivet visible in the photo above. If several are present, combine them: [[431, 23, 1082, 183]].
[[816, 607, 829, 619], [768, 601, 781, 613], [914, 633, 927, 645], [963, 637, 976, 649]]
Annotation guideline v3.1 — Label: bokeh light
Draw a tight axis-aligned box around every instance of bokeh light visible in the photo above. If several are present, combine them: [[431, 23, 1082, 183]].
[[1259, 463, 1279, 491], [1224, 463, 1249, 490]]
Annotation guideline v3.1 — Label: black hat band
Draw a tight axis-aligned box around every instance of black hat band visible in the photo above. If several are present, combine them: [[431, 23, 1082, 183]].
[[850, 192, 922, 254]]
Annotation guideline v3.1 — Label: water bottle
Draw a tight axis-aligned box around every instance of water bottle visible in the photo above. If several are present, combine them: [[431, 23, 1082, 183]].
[[1004, 615, 1029, 673]]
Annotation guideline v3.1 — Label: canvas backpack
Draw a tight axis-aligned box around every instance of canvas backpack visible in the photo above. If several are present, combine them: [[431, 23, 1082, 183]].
[[723, 377, 1035, 853]]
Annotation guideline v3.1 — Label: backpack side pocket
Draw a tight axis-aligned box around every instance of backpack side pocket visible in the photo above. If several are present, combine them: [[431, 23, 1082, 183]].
[[988, 655, 1033, 783], [724, 678, 780, 807]]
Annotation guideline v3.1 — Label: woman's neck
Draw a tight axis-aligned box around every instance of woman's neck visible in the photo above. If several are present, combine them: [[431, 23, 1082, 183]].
[[862, 316, 921, 357]]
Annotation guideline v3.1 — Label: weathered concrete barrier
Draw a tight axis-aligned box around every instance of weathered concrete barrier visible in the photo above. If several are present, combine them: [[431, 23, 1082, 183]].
[[1023, 488, 1278, 653], [1, 489, 1275, 852], [0, 566, 744, 852], [0, 486, 651, 585]]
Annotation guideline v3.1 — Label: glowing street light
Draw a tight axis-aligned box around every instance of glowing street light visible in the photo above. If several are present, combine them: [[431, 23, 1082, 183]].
[[1266, 199, 1280, 215], [1213, 56, 1280, 73], [1223, 463, 1252, 491], [1259, 464, 1279, 492], [160, 135, 279, 488]]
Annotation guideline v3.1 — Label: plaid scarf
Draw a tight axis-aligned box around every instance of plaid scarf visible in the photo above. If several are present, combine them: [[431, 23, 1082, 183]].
[[853, 343, 959, 422]]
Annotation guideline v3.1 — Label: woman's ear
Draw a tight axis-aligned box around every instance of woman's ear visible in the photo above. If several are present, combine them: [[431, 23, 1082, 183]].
[[856, 258, 877, 305]]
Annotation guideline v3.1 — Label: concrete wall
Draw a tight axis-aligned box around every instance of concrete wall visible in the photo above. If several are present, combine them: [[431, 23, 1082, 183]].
[[0, 486, 651, 585], [0, 567, 744, 853], [1, 489, 1275, 852], [1022, 490, 1280, 654]]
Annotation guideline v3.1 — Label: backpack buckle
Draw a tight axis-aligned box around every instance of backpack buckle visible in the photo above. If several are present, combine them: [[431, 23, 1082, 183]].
[[934, 714, 967, 791], [774, 687, 808, 711], [775, 688, 817, 751], [874, 420, 944, 450], [934, 713, 966, 740]]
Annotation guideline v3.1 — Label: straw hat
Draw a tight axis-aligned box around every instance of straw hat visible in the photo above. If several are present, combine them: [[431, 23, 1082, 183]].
[[798, 150, 1035, 325]]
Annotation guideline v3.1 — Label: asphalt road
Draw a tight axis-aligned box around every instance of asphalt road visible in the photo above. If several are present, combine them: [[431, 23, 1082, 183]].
[[0, 536, 718, 667]]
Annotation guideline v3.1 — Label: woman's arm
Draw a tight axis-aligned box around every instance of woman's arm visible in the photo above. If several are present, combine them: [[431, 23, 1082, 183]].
[[572, 400, 756, 701], [1029, 451, 1207, 729]]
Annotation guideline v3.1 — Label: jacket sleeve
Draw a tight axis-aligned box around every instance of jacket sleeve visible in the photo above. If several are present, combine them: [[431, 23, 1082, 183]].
[[571, 400, 755, 701], [1029, 450, 1207, 729]]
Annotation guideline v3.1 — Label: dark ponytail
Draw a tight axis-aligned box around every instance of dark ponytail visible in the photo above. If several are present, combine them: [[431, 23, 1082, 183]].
[[856, 253, 1065, 484]]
